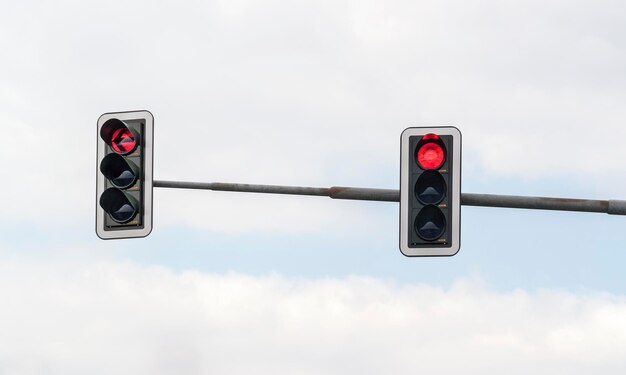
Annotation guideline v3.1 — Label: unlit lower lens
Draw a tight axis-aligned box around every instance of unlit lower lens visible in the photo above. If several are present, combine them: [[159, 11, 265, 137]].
[[99, 188, 138, 224], [414, 205, 446, 241]]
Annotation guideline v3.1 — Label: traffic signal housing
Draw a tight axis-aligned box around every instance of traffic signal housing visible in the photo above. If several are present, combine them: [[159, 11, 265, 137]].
[[400, 127, 461, 256], [96, 110, 154, 239]]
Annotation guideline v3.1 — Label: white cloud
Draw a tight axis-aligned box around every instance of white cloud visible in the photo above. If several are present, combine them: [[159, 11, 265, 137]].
[[0, 256, 624, 374]]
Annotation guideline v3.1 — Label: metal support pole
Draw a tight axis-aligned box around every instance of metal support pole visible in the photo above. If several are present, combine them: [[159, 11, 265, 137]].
[[153, 180, 626, 216]]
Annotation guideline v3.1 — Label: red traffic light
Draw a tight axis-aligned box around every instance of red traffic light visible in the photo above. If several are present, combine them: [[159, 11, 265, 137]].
[[96, 110, 154, 240], [110, 127, 137, 154], [416, 133, 446, 169], [100, 119, 138, 155], [400, 126, 461, 256]]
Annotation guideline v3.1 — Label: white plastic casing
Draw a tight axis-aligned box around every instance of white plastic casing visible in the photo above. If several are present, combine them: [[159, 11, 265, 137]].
[[400, 126, 461, 256], [96, 110, 154, 240]]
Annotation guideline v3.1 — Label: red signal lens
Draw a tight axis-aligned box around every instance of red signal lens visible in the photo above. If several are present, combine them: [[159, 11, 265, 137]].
[[417, 141, 445, 169], [110, 128, 137, 154]]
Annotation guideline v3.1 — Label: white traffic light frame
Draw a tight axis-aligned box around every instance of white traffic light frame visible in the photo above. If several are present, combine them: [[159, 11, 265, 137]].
[[96, 110, 154, 240], [400, 126, 461, 256]]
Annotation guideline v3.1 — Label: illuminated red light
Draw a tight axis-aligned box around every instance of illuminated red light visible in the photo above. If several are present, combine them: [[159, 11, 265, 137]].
[[110, 128, 137, 154], [417, 135, 445, 169]]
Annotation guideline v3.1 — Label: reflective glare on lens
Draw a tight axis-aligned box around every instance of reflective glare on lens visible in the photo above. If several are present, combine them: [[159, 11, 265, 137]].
[[110, 128, 137, 154], [415, 205, 446, 241], [111, 202, 136, 223], [415, 170, 446, 205], [112, 170, 135, 188], [422, 133, 440, 141]]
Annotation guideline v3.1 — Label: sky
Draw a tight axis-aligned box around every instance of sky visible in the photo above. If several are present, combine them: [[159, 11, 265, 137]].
[[1, 0, 626, 373]]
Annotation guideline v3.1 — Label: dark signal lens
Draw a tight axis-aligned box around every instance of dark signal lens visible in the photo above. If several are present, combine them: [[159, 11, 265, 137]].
[[99, 188, 138, 224], [415, 170, 446, 205], [417, 142, 445, 169], [100, 154, 138, 189], [414, 205, 446, 241]]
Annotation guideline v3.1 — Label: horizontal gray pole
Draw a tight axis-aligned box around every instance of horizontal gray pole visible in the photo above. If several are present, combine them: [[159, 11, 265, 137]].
[[153, 180, 626, 216]]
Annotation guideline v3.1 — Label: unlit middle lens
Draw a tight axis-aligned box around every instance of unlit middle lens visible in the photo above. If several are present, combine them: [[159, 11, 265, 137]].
[[100, 154, 138, 189], [415, 170, 446, 205]]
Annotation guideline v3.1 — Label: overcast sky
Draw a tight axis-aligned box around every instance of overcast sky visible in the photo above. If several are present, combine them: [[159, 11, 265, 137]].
[[1, 0, 626, 373]]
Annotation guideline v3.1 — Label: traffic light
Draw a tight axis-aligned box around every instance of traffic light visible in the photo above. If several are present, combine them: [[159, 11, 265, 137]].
[[400, 127, 461, 256], [96, 110, 154, 239]]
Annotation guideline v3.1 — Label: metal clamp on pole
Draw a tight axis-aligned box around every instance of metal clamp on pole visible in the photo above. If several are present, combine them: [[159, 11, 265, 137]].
[[608, 200, 626, 215]]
